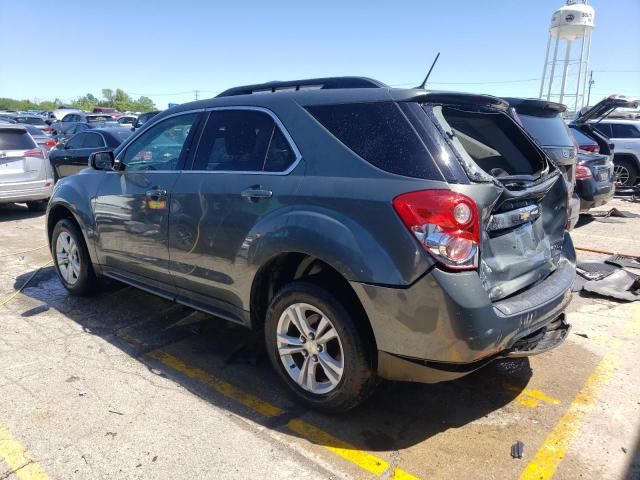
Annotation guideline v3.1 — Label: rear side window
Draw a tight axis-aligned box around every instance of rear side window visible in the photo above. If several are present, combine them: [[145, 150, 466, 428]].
[[306, 102, 441, 180], [82, 133, 104, 148], [517, 113, 573, 147], [193, 110, 297, 172], [610, 124, 640, 138], [0, 130, 37, 150]]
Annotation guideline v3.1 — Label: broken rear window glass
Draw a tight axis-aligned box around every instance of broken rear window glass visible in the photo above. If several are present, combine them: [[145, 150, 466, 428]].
[[429, 106, 546, 180]]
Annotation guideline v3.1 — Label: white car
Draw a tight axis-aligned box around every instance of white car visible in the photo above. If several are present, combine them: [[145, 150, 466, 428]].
[[592, 119, 640, 186], [0, 125, 54, 211]]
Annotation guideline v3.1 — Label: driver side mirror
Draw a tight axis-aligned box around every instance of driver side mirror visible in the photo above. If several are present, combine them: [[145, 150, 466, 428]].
[[89, 151, 115, 171]]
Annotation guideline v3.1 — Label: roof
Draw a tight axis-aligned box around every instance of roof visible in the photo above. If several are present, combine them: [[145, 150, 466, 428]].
[[0, 124, 27, 132], [595, 119, 640, 125]]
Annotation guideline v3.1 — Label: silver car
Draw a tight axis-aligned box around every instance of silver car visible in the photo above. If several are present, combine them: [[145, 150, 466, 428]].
[[0, 125, 54, 211]]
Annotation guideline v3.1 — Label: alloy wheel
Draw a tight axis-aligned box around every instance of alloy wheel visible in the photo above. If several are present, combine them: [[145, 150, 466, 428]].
[[276, 303, 344, 394], [614, 164, 630, 186], [56, 232, 81, 285]]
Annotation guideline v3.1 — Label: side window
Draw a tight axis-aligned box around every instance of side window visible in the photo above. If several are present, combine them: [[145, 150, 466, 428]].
[[593, 124, 612, 137], [611, 124, 640, 139], [66, 133, 86, 149], [82, 133, 104, 148], [193, 109, 297, 172], [121, 113, 198, 172], [62, 114, 74, 123]]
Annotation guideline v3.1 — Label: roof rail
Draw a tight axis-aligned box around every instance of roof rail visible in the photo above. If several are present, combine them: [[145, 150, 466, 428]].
[[216, 76, 387, 97]]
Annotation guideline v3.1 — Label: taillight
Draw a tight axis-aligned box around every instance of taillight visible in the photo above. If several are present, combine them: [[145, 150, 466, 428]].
[[24, 148, 44, 159], [45, 140, 56, 147], [42, 127, 52, 132], [580, 144, 599, 153], [575, 164, 593, 180], [392, 190, 480, 270]]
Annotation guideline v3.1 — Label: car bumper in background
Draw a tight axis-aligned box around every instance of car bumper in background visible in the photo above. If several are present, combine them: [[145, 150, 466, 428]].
[[0, 178, 54, 204], [577, 179, 615, 211], [351, 234, 576, 384]]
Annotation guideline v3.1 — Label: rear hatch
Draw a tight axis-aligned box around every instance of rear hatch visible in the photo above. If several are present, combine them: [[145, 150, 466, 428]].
[[403, 95, 571, 301], [0, 127, 45, 184]]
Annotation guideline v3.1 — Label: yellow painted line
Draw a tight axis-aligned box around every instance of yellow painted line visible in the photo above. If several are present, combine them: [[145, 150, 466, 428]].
[[0, 424, 48, 480], [287, 418, 419, 479], [147, 350, 284, 418], [0, 260, 52, 309], [519, 305, 640, 480], [505, 385, 561, 409], [148, 349, 422, 479], [0, 244, 48, 258]]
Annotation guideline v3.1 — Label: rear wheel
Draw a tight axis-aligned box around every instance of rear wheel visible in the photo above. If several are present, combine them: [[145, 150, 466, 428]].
[[614, 158, 638, 187], [264, 281, 376, 412], [26, 200, 48, 212], [52, 218, 98, 295]]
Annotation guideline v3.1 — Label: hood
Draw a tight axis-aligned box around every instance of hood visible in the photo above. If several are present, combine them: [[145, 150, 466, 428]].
[[571, 95, 639, 125]]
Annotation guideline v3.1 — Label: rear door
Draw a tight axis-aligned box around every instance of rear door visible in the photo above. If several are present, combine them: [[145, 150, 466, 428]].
[[94, 111, 202, 292], [0, 127, 41, 185], [168, 107, 302, 318]]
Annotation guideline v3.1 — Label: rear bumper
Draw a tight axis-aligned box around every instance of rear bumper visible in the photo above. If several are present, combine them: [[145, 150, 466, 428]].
[[0, 179, 54, 204], [351, 234, 575, 384], [577, 179, 615, 211]]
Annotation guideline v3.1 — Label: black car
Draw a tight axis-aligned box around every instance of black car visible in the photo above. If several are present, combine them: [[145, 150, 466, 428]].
[[132, 110, 160, 131], [49, 128, 131, 180], [46, 77, 574, 412], [574, 150, 615, 210], [504, 98, 579, 228]]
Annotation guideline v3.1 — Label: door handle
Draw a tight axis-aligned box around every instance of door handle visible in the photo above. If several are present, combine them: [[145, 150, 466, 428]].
[[241, 186, 273, 201]]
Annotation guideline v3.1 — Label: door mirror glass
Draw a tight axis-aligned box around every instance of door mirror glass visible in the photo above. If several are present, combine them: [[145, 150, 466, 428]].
[[90, 151, 114, 170]]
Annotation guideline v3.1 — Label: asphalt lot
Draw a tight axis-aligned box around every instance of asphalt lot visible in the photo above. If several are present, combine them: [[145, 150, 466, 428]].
[[1, 195, 639, 480]]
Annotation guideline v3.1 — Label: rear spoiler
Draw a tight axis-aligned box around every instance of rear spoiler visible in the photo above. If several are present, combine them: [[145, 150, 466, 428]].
[[503, 97, 567, 114], [394, 90, 509, 111]]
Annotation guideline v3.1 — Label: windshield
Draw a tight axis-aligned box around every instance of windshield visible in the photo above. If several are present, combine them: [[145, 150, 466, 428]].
[[518, 113, 573, 147]]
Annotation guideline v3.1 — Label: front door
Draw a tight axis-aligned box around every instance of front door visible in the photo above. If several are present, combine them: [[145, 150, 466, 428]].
[[94, 111, 202, 292]]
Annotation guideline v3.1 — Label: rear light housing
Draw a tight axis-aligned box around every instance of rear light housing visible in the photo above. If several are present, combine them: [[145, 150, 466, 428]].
[[579, 144, 599, 153], [392, 190, 480, 270], [44, 140, 56, 147], [575, 164, 593, 180], [24, 148, 44, 159]]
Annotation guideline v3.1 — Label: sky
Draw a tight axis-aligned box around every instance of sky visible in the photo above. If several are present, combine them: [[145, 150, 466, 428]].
[[0, 0, 638, 110]]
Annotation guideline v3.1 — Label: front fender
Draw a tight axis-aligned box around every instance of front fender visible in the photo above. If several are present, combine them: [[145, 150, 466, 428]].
[[47, 172, 103, 263]]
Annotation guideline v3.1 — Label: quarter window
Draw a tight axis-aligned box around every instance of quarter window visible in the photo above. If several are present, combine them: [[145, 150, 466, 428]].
[[610, 124, 640, 139], [121, 113, 199, 171], [66, 133, 86, 149], [193, 110, 297, 172], [82, 133, 104, 148]]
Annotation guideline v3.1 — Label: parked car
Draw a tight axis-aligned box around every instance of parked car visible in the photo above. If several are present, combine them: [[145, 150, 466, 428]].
[[49, 128, 131, 181], [570, 96, 640, 187], [47, 77, 575, 411], [0, 114, 17, 124], [591, 119, 640, 186], [132, 110, 160, 131], [117, 116, 137, 127], [0, 124, 54, 211], [574, 150, 615, 211], [504, 97, 579, 228], [51, 113, 115, 136], [48, 107, 81, 122], [11, 115, 53, 134], [22, 125, 57, 152], [92, 107, 122, 118]]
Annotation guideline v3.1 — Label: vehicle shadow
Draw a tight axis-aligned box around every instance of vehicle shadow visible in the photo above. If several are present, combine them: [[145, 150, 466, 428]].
[[14, 266, 532, 452], [0, 203, 45, 222]]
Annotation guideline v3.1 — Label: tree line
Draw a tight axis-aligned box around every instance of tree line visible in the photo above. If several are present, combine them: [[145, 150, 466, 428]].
[[0, 88, 156, 113]]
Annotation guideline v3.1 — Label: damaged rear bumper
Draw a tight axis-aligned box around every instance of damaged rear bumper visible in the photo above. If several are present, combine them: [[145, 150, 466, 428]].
[[351, 235, 575, 384]]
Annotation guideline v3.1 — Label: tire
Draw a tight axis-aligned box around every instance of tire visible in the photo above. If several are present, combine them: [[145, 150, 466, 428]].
[[51, 218, 98, 295], [613, 158, 638, 187], [26, 200, 48, 212], [264, 281, 376, 412]]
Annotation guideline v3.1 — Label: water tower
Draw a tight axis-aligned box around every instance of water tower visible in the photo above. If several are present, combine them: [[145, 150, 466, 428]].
[[539, 0, 595, 113]]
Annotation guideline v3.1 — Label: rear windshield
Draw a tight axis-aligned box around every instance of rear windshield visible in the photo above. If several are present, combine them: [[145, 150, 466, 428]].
[[15, 116, 46, 126], [0, 130, 37, 150], [108, 129, 132, 144], [433, 106, 546, 179], [517, 113, 573, 147], [88, 115, 112, 122], [306, 102, 441, 180], [569, 126, 597, 146]]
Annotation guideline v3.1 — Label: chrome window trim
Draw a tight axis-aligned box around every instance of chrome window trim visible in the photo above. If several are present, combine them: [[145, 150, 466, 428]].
[[114, 108, 206, 163], [185, 105, 302, 176]]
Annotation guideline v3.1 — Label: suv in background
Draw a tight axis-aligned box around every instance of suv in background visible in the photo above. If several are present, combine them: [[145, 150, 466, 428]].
[[0, 124, 54, 211], [504, 98, 579, 229], [592, 120, 640, 186], [46, 77, 575, 411], [131, 110, 160, 131], [570, 96, 640, 187]]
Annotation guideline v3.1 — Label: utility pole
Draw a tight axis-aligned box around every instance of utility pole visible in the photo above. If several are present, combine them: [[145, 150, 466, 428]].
[[194, 90, 200, 101], [586, 71, 594, 107]]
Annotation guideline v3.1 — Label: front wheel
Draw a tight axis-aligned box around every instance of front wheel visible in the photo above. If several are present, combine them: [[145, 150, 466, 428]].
[[264, 281, 376, 412], [51, 218, 98, 295], [614, 158, 638, 187]]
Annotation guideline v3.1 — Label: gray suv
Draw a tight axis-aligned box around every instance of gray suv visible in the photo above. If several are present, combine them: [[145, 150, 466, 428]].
[[46, 77, 575, 412]]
